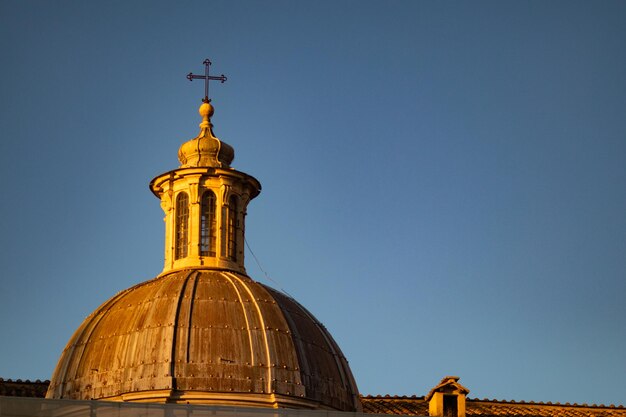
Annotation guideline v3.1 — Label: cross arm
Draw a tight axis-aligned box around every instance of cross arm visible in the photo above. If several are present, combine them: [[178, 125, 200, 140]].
[[186, 73, 228, 83]]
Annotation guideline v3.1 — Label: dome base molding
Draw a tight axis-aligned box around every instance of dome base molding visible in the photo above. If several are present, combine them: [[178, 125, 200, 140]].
[[111, 390, 328, 409]]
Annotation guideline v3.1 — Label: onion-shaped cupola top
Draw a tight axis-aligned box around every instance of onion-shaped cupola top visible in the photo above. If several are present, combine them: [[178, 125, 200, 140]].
[[178, 101, 234, 168]]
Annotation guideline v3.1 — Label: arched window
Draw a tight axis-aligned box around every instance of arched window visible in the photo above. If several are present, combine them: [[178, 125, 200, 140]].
[[200, 191, 216, 257], [175, 192, 189, 260], [227, 195, 238, 261]]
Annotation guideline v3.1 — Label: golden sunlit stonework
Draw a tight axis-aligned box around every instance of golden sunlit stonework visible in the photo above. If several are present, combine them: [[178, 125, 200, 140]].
[[44, 97, 360, 411], [426, 377, 469, 417], [150, 101, 260, 274]]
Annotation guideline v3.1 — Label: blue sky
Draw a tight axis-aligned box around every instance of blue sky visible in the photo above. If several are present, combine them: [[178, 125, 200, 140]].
[[1, 0, 625, 407]]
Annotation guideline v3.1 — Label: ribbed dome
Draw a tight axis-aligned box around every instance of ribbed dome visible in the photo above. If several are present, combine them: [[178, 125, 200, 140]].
[[46, 270, 360, 411]]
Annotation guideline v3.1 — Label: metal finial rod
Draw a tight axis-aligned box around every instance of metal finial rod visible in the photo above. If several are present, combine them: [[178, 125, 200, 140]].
[[186, 58, 227, 103]]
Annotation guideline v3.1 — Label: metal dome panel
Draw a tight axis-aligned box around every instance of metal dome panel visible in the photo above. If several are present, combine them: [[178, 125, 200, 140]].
[[46, 270, 360, 411]]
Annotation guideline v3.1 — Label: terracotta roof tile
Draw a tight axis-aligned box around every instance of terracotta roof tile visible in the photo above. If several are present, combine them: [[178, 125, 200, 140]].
[[0, 378, 49, 398], [361, 396, 429, 416], [360, 396, 626, 417]]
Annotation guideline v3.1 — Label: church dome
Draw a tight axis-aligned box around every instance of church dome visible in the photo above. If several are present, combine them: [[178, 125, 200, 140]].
[[46, 269, 360, 410], [47, 60, 360, 411]]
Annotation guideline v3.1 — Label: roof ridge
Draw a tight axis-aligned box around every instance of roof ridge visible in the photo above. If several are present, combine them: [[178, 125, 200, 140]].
[[361, 394, 424, 400], [0, 378, 50, 384], [467, 397, 624, 409]]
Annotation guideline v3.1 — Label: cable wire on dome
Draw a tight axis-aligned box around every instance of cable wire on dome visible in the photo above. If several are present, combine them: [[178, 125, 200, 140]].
[[244, 236, 295, 299]]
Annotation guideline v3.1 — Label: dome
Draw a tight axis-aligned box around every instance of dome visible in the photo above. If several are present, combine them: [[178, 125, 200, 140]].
[[47, 60, 360, 411], [46, 269, 360, 411]]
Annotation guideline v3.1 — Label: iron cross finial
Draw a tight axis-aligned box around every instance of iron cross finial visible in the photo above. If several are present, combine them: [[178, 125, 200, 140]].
[[187, 59, 227, 103]]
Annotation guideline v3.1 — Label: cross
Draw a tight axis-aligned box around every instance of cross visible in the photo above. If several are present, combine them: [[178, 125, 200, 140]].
[[187, 59, 227, 103]]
